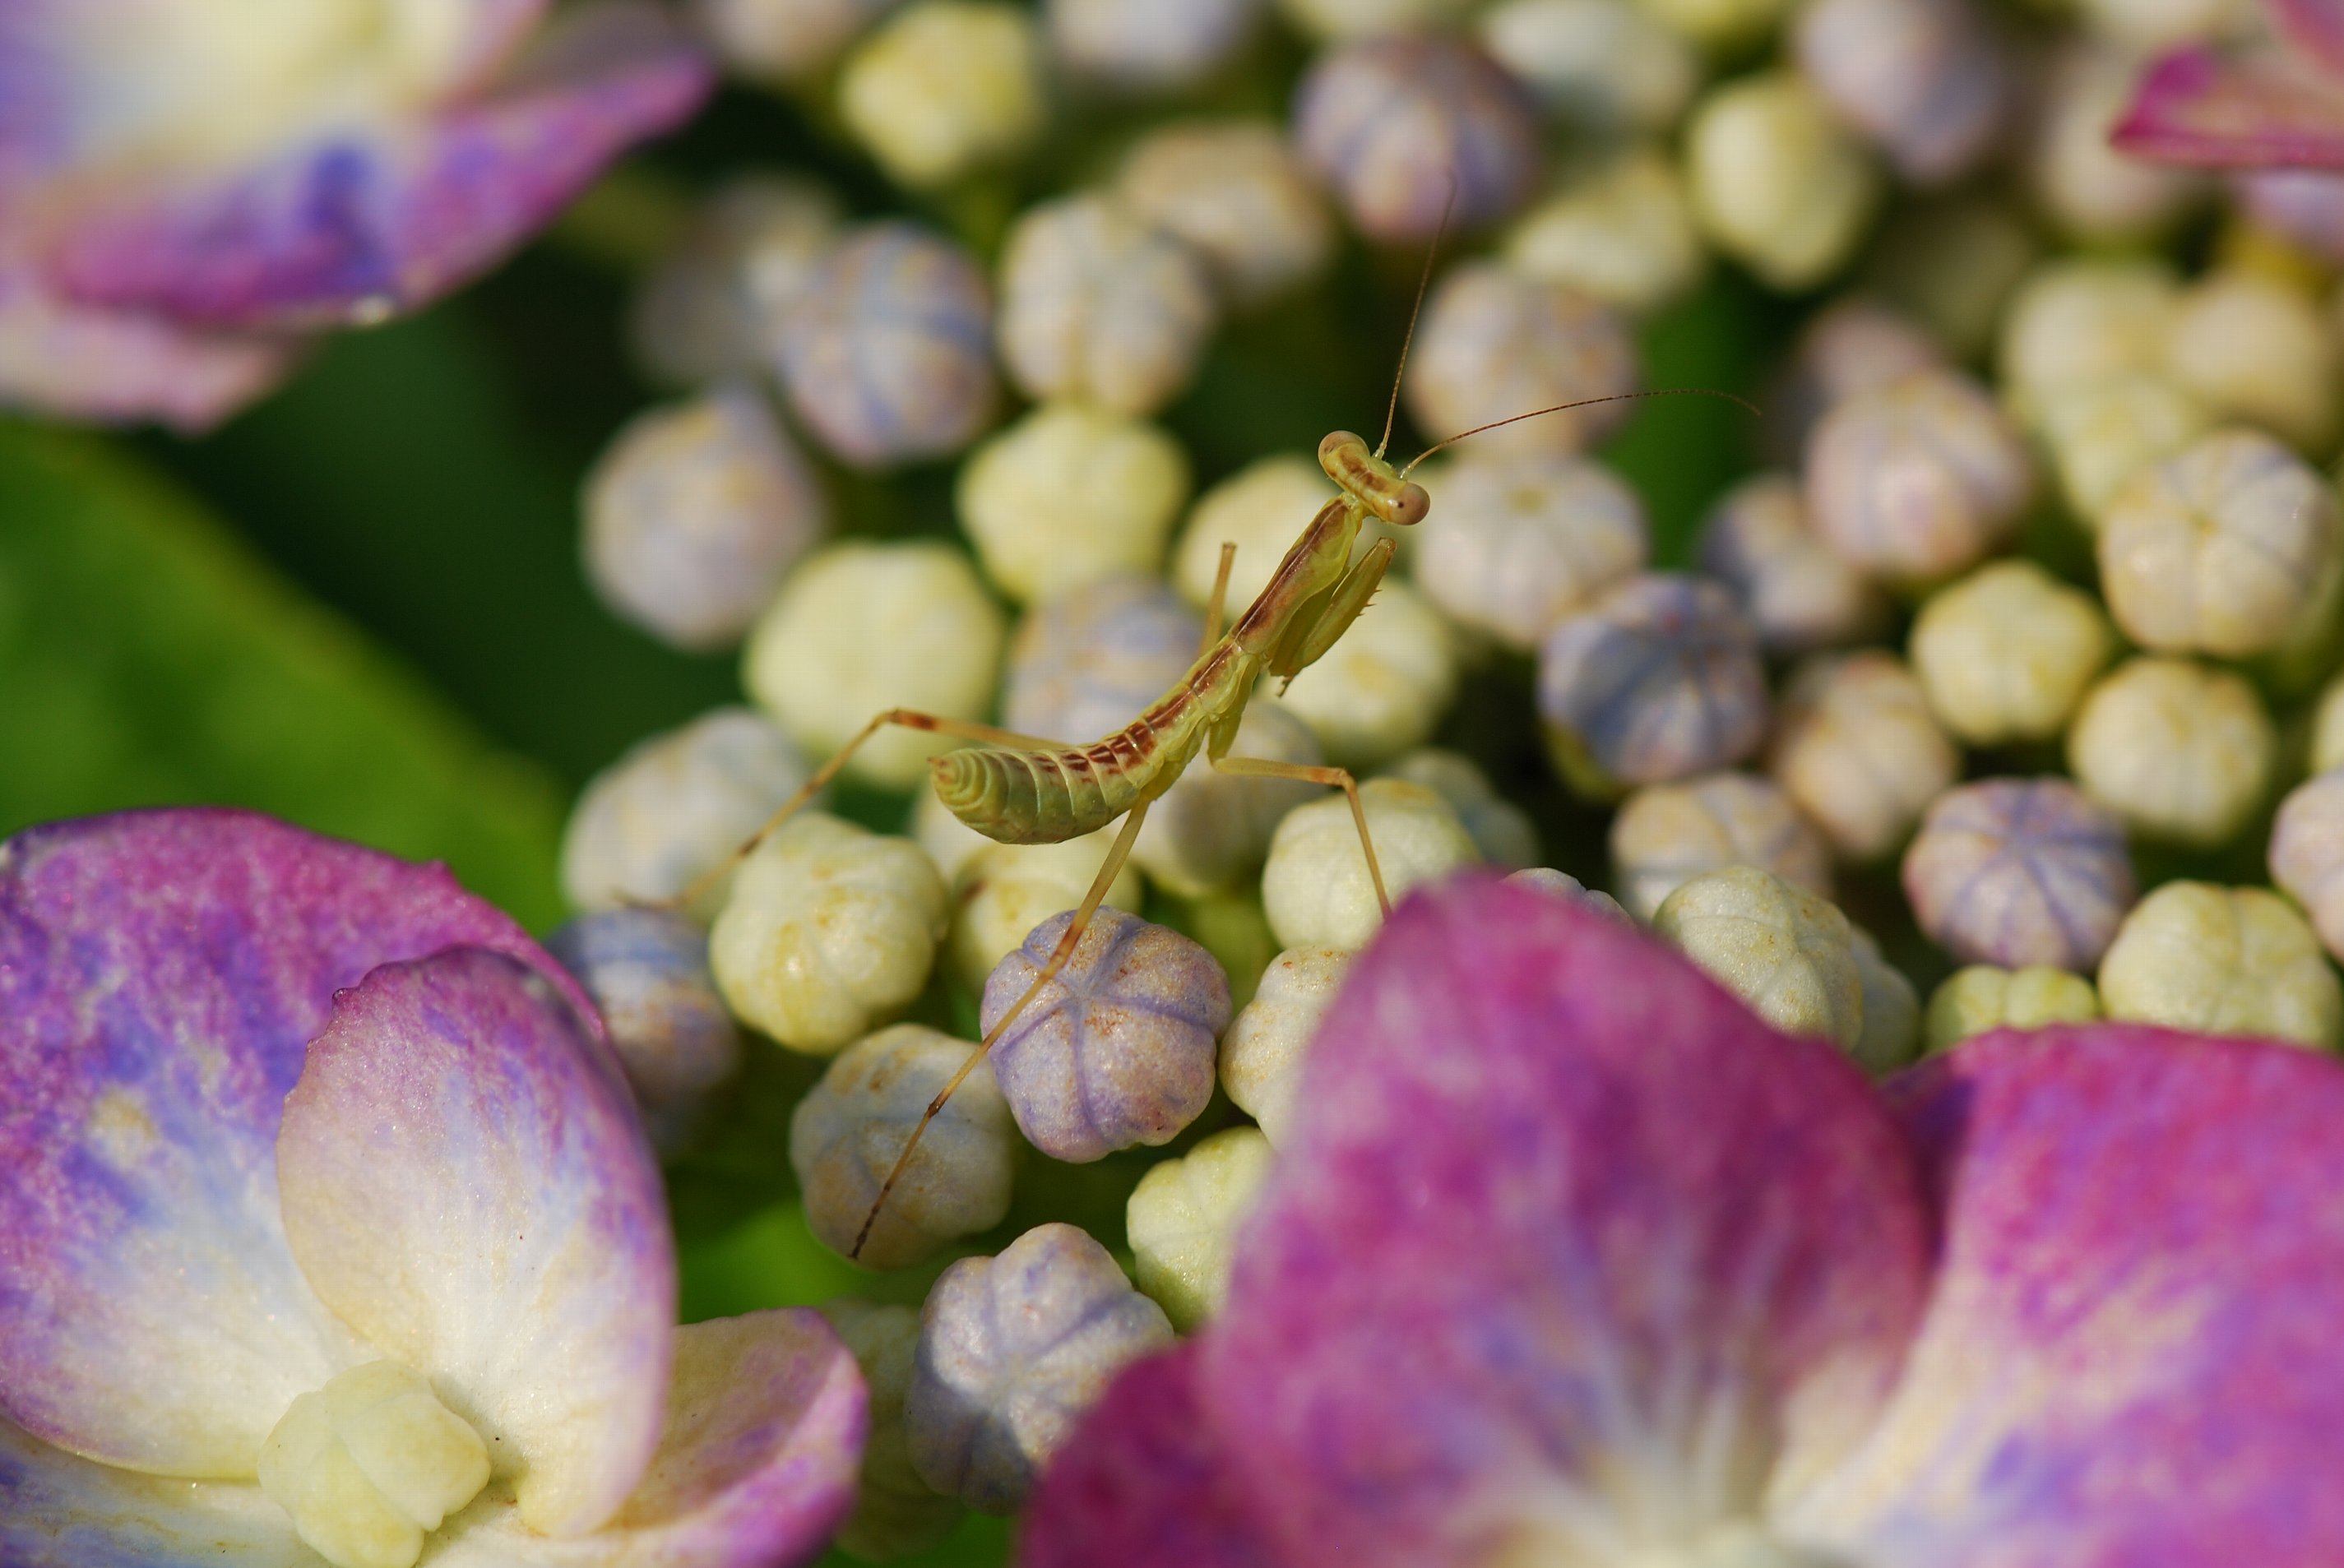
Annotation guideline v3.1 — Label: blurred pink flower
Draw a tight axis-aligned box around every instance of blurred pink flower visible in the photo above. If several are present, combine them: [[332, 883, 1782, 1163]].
[[0, 2, 710, 429], [1027, 877, 2344, 1568]]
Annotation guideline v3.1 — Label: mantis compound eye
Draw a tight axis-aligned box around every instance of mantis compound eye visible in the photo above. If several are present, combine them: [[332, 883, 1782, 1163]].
[[1387, 482, 1430, 526]]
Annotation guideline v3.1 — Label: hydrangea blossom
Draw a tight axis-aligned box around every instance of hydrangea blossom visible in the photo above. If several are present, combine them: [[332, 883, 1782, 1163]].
[[0, 810, 863, 1568], [1023, 877, 2344, 1567], [0, 3, 711, 428], [2115, 0, 2344, 170]]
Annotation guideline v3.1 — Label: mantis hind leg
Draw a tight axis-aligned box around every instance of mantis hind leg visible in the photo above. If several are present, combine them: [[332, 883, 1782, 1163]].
[[850, 797, 1154, 1260], [656, 709, 1070, 913], [1202, 541, 1237, 650], [1210, 752, 1392, 918]]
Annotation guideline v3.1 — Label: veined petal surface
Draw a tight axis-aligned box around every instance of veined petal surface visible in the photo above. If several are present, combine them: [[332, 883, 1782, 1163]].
[[0, 809, 584, 1480], [1197, 881, 1934, 1568], [2114, 47, 2344, 168], [430, 1311, 866, 1568], [1786, 1027, 2344, 1567], [0, 1418, 308, 1568], [278, 948, 674, 1539], [45, 4, 710, 330]]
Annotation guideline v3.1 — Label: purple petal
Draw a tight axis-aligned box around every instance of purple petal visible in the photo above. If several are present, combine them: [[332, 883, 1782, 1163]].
[[0, 1418, 308, 1568], [431, 1311, 866, 1568], [0, 257, 292, 429], [47, 5, 711, 329], [1195, 879, 1934, 1567], [2272, 0, 2344, 77], [2113, 47, 2344, 169], [1023, 1346, 1287, 1568], [0, 808, 587, 1479], [1789, 1026, 2344, 1564], [277, 947, 672, 1539]]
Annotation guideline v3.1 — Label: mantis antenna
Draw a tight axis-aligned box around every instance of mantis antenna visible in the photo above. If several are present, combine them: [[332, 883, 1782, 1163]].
[[1374, 184, 1457, 460], [1397, 387, 1763, 478]]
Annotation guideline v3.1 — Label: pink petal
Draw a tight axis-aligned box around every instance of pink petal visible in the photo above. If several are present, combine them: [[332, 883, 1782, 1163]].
[[430, 1311, 867, 1568], [1194, 879, 1934, 1568], [0, 809, 587, 1480], [2272, 0, 2344, 77], [277, 948, 672, 1539], [0, 1418, 308, 1567], [1786, 1026, 2344, 1565], [0, 256, 293, 429], [47, 4, 711, 329], [2113, 46, 2344, 168], [1022, 1346, 1287, 1568]]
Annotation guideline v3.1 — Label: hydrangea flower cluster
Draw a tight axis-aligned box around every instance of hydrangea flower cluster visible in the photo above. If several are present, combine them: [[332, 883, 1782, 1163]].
[[20, 0, 2344, 1561]]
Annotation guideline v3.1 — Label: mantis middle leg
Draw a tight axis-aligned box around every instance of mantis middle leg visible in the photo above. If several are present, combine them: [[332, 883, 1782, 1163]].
[[850, 794, 1155, 1259]]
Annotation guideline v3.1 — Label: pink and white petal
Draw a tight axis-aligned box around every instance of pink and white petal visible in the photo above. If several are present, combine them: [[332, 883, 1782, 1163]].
[[2271, 0, 2344, 77], [2112, 47, 2344, 168], [0, 257, 293, 429], [1784, 1026, 2344, 1567], [427, 1311, 866, 1568], [0, 1418, 310, 1568], [1197, 880, 1935, 1568], [0, 808, 587, 1480], [278, 949, 674, 1539], [1022, 1346, 1289, 1568], [49, 4, 711, 330]]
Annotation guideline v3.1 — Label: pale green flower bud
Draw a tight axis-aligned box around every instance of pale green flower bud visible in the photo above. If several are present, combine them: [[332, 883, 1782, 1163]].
[[2098, 882, 2343, 1049]]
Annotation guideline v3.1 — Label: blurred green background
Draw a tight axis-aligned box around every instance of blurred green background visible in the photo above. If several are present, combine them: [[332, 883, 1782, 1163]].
[[0, 77, 1781, 1568]]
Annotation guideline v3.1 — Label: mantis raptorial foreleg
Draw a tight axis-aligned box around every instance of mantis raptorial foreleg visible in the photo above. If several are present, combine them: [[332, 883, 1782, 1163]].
[[662, 709, 1069, 912], [850, 795, 1156, 1259], [1274, 537, 1395, 689]]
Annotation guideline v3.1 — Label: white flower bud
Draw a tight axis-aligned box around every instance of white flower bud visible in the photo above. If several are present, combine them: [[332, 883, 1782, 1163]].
[[2068, 656, 2276, 847], [1413, 451, 1647, 651], [1125, 1126, 1276, 1330], [694, 0, 896, 81], [1480, 0, 1698, 132], [1262, 779, 1479, 949], [1382, 748, 1540, 868], [744, 540, 1007, 789], [1115, 119, 1336, 308], [2098, 882, 2343, 1049], [2098, 429, 2342, 659], [1924, 964, 2101, 1053], [820, 1302, 965, 1559], [629, 177, 839, 387], [1997, 256, 2182, 420], [2166, 271, 2342, 454], [790, 1025, 1017, 1268], [838, 2, 1046, 188], [1610, 770, 1832, 923], [2314, 673, 2344, 777], [2031, 374, 2214, 525], [258, 1363, 490, 1568], [1804, 367, 2034, 587], [1502, 150, 1707, 317], [1046, 0, 1258, 89], [1279, 580, 1460, 768], [1406, 262, 1640, 459], [562, 706, 813, 917], [1695, 473, 1887, 654], [1654, 865, 1865, 1048], [1768, 651, 1958, 863], [1135, 701, 1324, 897], [957, 402, 1189, 603], [946, 829, 1146, 987], [1220, 946, 1351, 1144], [2024, 44, 2207, 243], [1687, 72, 1881, 292], [1641, 0, 1790, 49], [1849, 927, 1920, 1073], [582, 386, 828, 650], [2272, 770, 2344, 962], [711, 814, 949, 1053], [996, 194, 1217, 417], [1908, 558, 2114, 746], [1173, 454, 1340, 610]]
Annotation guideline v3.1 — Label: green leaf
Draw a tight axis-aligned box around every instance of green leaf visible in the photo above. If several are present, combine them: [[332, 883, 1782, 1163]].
[[0, 420, 568, 927]]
